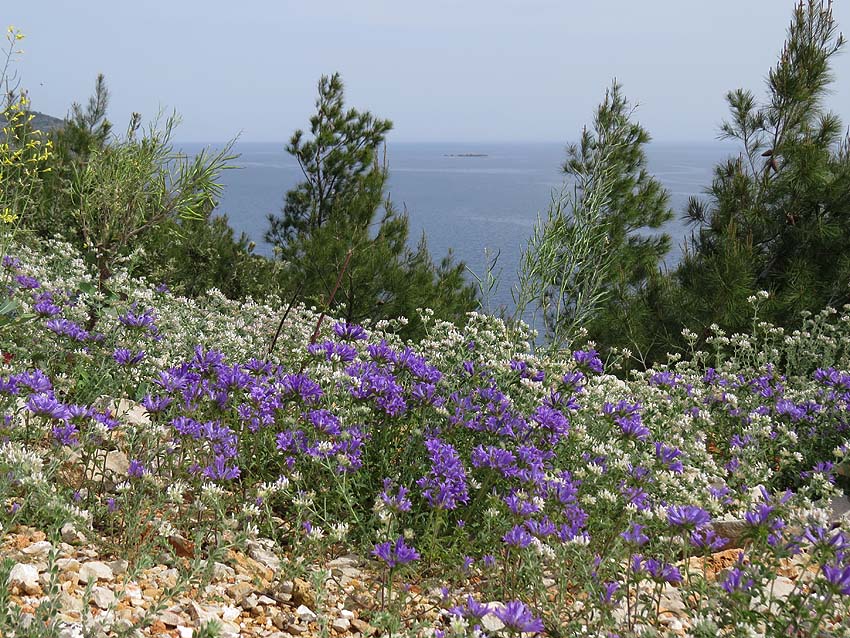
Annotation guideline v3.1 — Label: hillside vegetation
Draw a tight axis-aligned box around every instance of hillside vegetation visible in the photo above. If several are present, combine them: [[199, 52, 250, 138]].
[[3, 3, 850, 637]]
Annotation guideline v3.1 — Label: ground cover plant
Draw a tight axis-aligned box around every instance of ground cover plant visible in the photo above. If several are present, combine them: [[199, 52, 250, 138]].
[[2, 235, 850, 637]]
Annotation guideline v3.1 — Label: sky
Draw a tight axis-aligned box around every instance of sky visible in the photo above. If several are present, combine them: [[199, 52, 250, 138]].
[[6, 1, 850, 143]]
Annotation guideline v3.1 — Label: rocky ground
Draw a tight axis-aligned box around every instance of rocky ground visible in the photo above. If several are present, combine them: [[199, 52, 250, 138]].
[[5, 502, 849, 638]]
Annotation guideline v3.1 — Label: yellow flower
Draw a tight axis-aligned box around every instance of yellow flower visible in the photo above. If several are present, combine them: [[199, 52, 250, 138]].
[[0, 207, 17, 223]]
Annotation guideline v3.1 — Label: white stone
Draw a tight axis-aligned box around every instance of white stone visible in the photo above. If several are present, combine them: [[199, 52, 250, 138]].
[[295, 604, 317, 622], [221, 605, 241, 622], [91, 586, 115, 609], [246, 540, 280, 572], [177, 626, 194, 638], [332, 617, 350, 632], [8, 563, 40, 595], [481, 612, 505, 632], [21, 540, 53, 558], [78, 561, 113, 583]]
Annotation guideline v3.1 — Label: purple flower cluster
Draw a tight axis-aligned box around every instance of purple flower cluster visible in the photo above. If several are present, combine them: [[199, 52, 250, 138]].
[[603, 400, 650, 440], [417, 438, 469, 510], [372, 536, 420, 568]]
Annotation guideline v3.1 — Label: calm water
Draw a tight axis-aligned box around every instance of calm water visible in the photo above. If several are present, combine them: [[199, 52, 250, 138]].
[[184, 141, 733, 313]]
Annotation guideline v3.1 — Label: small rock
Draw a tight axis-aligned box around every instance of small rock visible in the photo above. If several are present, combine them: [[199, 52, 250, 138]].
[[58, 622, 84, 638], [108, 559, 129, 576], [21, 540, 53, 558], [830, 495, 850, 525], [709, 518, 748, 550], [246, 540, 281, 572], [91, 586, 115, 609], [158, 610, 184, 627], [339, 609, 354, 620], [221, 605, 241, 622], [332, 617, 351, 632], [767, 576, 796, 601], [218, 620, 241, 638], [187, 601, 220, 624], [61, 522, 85, 544], [272, 613, 289, 630], [228, 581, 255, 600], [212, 562, 235, 580], [78, 561, 113, 583], [350, 618, 375, 634], [279, 580, 294, 595], [104, 450, 130, 476], [295, 604, 317, 622], [177, 627, 194, 638], [8, 563, 41, 595], [291, 577, 315, 609], [239, 594, 257, 611], [56, 558, 81, 573], [60, 592, 83, 612], [257, 594, 276, 605], [328, 555, 359, 568], [481, 612, 505, 633], [287, 623, 308, 635]]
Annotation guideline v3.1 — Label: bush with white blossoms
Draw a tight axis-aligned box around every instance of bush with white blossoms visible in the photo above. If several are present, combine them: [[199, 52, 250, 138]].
[[2, 235, 850, 637]]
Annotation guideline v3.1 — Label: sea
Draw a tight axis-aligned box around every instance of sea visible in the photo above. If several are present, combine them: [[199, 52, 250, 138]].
[[182, 141, 734, 314]]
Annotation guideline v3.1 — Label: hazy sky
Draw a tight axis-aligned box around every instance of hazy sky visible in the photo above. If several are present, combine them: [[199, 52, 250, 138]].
[[6, 1, 850, 143]]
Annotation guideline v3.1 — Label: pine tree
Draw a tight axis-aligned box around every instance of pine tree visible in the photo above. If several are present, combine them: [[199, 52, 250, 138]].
[[678, 0, 850, 336], [266, 73, 476, 338], [517, 81, 672, 350]]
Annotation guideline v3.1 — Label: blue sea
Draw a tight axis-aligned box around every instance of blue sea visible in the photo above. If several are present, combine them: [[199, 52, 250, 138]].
[[185, 141, 734, 313]]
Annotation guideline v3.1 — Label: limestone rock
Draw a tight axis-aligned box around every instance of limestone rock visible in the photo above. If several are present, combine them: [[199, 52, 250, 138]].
[[8, 563, 40, 595], [291, 577, 315, 608], [91, 586, 115, 609], [246, 539, 280, 572], [21, 539, 53, 558], [78, 561, 114, 583]]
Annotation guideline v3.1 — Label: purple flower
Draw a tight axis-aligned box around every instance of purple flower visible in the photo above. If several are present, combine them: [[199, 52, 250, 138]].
[[33, 295, 62, 317], [690, 528, 728, 551], [641, 558, 683, 584], [573, 349, 603, 374], [654, 442, 684, 473], [51, 422, 79, 447], [823, 562, 850, 595], [113, 348, 145, 366], [494, 600, 544, 633], [2, 255, 21, 270], [45, 318, 91, 342], [27, 393, 70, 421], [379, 479, 412, 513], [127, 459, 147, 478], [502, 525, 533, 549], [599, 581, 621, 606], [416, 438, 468, 510], [620, 523, 649, 546], [603, 401, 649, 440], [202, 455, 241, 481], [372, 537, 420, 568], [666, 504, 711, 531], [118, 306, 158, 335], [450, 595, 492, 622], [332, 321, 368, 341], [14, 275, 40, 290], [722, 566, 754, 593]]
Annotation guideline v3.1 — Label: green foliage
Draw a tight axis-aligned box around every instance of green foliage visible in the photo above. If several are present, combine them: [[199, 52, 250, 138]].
[[516, 81, 671, 351], [266, 72, 393, 253], [679, 0, 849, 335], [267, 73, 476, 339], [583, 1, 850, 370], [137, 213, 285, 300]]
